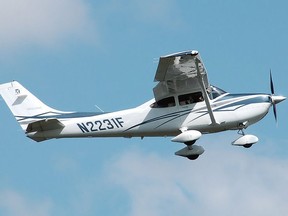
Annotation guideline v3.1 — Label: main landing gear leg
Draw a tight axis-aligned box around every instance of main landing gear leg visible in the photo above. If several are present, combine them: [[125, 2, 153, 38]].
[[185, 141, 199, 160]]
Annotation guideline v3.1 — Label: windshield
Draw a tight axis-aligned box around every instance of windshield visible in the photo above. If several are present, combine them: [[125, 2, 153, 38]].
[[208, 85, 226, 99]]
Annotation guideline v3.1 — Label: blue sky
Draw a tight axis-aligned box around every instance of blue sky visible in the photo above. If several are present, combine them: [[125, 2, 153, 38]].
[[0, 0, 288, 215]]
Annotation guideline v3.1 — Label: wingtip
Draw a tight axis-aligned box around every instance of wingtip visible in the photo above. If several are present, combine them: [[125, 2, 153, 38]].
[[161, 50, 199, 58]]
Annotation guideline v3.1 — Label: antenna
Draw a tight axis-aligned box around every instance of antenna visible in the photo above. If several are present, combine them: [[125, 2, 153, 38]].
[[94, 104, 104, 113]]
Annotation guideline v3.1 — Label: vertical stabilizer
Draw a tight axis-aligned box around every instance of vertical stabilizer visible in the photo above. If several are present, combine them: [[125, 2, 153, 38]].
[[0, 81, 65, 130]]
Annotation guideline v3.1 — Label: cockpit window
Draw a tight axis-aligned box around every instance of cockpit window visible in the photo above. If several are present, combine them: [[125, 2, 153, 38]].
[[179, 92, 204, 105], [151, 96, 176, 108], [208, 85, 226, 99]]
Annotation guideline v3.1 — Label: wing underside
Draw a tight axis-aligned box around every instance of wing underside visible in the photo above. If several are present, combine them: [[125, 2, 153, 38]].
[[153, 50, 210, 101]]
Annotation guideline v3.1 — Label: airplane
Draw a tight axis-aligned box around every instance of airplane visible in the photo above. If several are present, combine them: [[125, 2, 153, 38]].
[[0, 50, 286, 160]]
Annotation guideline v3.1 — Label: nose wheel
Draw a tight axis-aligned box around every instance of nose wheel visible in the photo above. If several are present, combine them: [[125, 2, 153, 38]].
[[243, 144, 253, 148], [232, 129, 259, 148]]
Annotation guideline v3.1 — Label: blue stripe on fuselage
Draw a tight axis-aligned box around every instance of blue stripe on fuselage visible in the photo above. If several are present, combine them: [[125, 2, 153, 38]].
[[16, 111, 105, 122], [213, 94, 270, 111]]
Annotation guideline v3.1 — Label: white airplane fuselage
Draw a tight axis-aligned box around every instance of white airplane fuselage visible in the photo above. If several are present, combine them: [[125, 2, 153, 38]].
[[1, 50, 285, 160], [26, 92, 272, 141]]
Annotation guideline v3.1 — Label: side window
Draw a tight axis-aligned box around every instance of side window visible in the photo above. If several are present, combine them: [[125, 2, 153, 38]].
[[151, 96, 176, 108], [178, 92, 203, 105]]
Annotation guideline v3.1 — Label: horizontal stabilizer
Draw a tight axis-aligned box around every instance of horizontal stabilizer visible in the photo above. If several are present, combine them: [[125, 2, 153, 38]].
[[26, 118, 64, 133]]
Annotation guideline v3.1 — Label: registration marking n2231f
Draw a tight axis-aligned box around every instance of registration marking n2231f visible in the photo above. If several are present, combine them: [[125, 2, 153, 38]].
[[77, 117, 124, 133]]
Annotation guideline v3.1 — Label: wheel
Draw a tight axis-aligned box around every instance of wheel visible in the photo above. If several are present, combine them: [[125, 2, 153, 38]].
[[184, 140, 196, 146], [243, 144, 252, 148], [187, 155, 199, 160]]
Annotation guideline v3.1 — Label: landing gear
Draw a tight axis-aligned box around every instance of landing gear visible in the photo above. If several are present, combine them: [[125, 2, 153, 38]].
[[175, 144, 204, 160], [187, 154, 199, 160], [185, 144, 201, 160], [232, 129, 259, 148], [243, 144, 253, 148], [173, 130, 204, 160]]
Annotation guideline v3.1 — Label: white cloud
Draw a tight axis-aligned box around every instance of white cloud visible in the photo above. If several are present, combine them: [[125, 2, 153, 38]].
[[104, 0, 181, 27], [0, 0, 96, 49], [129, 0, 179, 24], [0, 189, 52, 216], [106, 146, 288, 216]]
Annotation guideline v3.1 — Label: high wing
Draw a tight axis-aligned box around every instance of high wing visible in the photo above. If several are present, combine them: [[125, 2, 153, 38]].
[[153, 50, 209, 100], [153, 50, 218, 125]]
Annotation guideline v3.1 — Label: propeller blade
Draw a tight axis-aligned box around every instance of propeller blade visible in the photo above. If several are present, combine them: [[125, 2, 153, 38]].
[[269, 70, 277, 123], [273, 103, 277, 123], [270, 70, 275, 95]]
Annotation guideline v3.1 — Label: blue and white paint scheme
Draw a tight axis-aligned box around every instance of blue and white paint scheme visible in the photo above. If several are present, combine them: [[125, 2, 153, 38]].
[[0, 50, 285, 160]]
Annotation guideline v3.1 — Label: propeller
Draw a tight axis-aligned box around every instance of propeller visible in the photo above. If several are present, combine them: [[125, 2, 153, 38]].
[[270, 70, 275, 95], [269, 70, 286, 123], [270, 70, 277, 121]]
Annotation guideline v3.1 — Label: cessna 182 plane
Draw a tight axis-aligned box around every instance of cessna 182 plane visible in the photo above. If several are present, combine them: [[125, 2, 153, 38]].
[[0, 50, 286, 160]]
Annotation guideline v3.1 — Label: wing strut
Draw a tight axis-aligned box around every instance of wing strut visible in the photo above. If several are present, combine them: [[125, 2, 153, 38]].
[[195, 58, 218, 125]]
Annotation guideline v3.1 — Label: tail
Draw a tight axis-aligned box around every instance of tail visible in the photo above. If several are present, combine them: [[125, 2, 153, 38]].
[[0, 81, 67, 139]]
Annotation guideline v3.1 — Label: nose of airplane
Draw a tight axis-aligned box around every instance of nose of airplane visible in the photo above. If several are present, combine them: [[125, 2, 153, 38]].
[[268, 71, 285, 122], [270, 95, 286, 104], [269, 95, 286, 123]]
